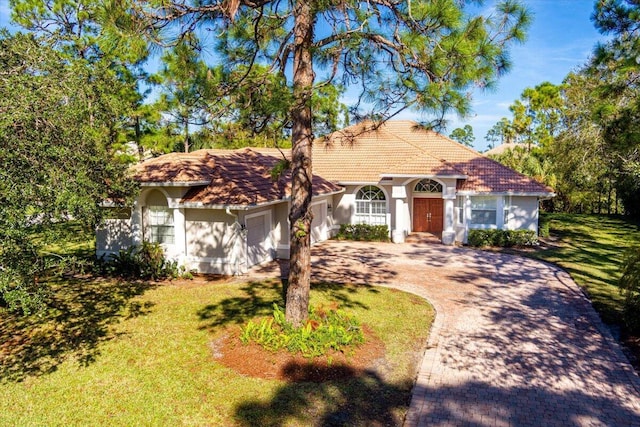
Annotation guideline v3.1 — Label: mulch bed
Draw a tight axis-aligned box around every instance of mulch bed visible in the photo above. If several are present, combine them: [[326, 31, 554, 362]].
[[210, 325, 386, 382]]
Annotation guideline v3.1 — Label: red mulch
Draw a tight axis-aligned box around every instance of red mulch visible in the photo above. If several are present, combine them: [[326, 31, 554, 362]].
[[210, 325, 386, 383]]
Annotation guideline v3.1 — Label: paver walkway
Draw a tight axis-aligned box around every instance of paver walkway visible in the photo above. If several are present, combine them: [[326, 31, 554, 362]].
[[254, 240, 640, 426]]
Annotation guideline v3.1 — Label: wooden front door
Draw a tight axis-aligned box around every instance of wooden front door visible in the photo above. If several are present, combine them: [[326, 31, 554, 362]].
[[413, 198, 444, 233]]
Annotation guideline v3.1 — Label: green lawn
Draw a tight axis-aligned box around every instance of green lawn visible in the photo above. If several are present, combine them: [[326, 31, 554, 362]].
[[0, 276, 433, 426], [529, 213, 640, 326]]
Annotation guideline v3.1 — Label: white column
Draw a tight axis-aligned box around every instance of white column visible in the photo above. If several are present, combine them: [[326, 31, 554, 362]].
[[442, 195, 456, 245], [391, 185, 407, 243]]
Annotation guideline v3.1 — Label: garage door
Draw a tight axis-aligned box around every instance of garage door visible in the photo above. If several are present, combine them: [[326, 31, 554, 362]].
[[310, 203, 326, 244], [246, 213, 271, 267]]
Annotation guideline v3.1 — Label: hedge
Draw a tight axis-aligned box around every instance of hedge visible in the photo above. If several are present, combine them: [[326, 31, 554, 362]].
[[335, 224, 390, 242], [467, 229, 538, 248]]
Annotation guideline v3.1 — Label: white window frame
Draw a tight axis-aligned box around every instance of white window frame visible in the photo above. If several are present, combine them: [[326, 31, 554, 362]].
[[414, 179, 443, 193], [147, 206, 175, 244], [470, 196, 497, 227], [355, 186, 387, 225], [456, 196, 465, 225]]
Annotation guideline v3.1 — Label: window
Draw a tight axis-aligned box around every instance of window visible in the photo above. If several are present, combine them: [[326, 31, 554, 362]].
[[148, 206, 174, 244], [470, 196, 497, 226], [503, 196, 512, 229], [355, 186, 387, 225], [456, 197, 465, 225], [414, 179, 443, 193]]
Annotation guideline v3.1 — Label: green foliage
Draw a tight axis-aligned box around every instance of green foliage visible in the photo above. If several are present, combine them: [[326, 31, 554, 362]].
[[0, 31, 136, 313], [538, 215, 550, 238], [240, 303, 365, 358], [467, 229, 538, 247], [449, 124, 475, 147], [335, 224, 390, 242], [620, 246, 640, 333], [98, 242, 190, 281]]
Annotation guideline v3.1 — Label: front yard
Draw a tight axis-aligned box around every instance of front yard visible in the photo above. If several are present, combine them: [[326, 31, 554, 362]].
[[0, 273, 433, 426]]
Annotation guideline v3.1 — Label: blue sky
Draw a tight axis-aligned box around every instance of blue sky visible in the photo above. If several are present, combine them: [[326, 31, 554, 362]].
[[434, 0, 605, 151], [0, 0, 605, 151]]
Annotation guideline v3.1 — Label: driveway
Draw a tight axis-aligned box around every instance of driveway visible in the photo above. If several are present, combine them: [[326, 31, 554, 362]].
[[254, 240, 640, 426]]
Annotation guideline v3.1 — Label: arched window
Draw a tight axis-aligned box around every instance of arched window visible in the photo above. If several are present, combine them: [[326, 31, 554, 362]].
[[355, 186, 387, 225], [414, 179, 443, 193], [145, 190, 175, 244]]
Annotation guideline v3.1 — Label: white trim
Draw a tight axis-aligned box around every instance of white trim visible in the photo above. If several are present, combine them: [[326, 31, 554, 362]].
[[179, 188, 344, 210], [337, 181, 380, 186], [456, 191, 555, 197], [353, 184, 389, 226]]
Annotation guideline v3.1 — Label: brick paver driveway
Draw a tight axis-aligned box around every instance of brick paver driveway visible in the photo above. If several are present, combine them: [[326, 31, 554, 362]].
[[258, 240, 640, 426]]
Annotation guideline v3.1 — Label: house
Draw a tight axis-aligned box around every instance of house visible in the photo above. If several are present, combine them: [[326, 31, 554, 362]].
[[96, 148, 343, 275], [96, 120, 554, 274]]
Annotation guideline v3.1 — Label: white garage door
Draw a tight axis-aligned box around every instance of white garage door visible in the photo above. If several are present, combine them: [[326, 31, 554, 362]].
[[310, 203, 327, 244], [246, 213, 271, 267]]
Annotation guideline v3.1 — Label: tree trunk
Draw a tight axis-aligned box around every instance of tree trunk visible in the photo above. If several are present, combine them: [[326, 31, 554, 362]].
[[184, 119, 190, 153], [286, 0, 315, 327]]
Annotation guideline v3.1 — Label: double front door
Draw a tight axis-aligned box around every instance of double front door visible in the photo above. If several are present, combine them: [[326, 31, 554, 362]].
[[413, 198, 443, 233]]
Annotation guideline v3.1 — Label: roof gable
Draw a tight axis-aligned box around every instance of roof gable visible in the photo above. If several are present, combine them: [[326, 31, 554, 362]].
[[134, 148, 342, 207], [313, 120, 553, 194]]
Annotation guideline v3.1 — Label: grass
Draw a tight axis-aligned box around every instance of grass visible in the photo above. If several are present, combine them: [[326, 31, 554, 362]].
[[526, 213, 640, 326], [32, 221, 95, 258], [0, 277, 433, 426]]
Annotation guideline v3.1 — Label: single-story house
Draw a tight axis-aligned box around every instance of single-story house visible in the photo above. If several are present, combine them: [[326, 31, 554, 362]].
[[96, 120, 554, 274]]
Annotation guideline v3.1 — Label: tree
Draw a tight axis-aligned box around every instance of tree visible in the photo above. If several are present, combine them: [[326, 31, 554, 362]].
[[154, 37, 218, 153], [0, 32, 135, 313], [449, 125, 475, 147], [109, 0, 530, 325], [590, 0, 640, 215], [485, 117, 516, 147]]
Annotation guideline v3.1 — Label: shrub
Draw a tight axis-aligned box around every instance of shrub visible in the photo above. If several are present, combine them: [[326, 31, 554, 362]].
[[620, 247, 640, 333], [98, 242, 189, 280], [335, 224, 390, 242], [240, 303, 365, 358], [467, 229, 538, 247], [538, 215, 550, 238]]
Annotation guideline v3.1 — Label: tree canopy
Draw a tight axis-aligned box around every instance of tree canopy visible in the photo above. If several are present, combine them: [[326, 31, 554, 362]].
[[0, 31, 136, 312]]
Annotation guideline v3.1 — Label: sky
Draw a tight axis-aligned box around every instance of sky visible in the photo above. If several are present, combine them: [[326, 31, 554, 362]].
[[0, 0, 606, 151]]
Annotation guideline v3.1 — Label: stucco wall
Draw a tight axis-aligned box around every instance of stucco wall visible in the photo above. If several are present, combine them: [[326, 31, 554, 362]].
[[185, 209, 235, 259], [507, 196, 539, 232], [96, 209, 133, 257]]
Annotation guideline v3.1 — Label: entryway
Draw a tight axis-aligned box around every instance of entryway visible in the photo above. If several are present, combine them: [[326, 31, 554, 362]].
[[413, 198, 443, 233]]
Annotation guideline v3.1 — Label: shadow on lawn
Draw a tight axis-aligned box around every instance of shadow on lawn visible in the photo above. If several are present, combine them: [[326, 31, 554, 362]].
[[197, 280, 375, 330], [235, 365, 413, 426], [0, 277, 155, 382]]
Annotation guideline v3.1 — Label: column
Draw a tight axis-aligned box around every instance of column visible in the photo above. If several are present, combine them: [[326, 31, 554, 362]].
[[391, 185, 407, 243], [442, 194, 456, 245], [131, 200, 143, 246]]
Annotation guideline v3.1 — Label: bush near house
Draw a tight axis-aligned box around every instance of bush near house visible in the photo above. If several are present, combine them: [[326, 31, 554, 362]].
[[97, 242, 191, 280], [335, 224, 390, 242], [467, 229, 538, 248]]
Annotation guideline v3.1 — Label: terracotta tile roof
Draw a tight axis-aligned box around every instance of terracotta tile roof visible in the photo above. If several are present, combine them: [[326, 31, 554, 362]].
[[132, 150, 216, 184], [133, 148, 342, 207], [313, 120, 554, 194]]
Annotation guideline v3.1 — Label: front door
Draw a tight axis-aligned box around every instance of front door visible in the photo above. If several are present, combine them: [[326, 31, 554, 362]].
[[413, 198, 444, 233]]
